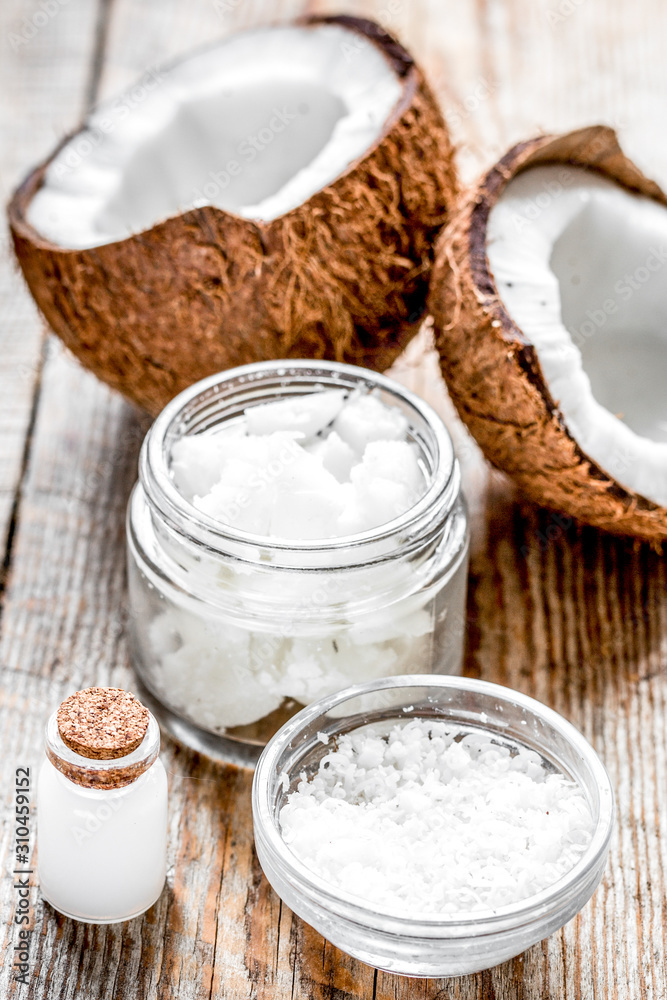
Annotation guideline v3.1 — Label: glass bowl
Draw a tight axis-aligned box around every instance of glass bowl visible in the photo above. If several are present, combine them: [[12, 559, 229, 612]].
[[252, 674, 614, 978]]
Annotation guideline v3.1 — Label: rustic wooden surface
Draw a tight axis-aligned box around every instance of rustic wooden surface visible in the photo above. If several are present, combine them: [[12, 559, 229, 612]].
[[1, 0, 666, 997]]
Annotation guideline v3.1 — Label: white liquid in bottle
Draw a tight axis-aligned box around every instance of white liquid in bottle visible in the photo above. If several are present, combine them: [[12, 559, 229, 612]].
[[37, 688, 167, 923]]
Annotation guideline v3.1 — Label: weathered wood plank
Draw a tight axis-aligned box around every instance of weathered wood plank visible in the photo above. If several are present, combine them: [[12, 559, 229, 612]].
[[0, 0, 103, 555], [0, 0, 666, 998], [428, 0, 667, 183], [0, 2, 112, 994]]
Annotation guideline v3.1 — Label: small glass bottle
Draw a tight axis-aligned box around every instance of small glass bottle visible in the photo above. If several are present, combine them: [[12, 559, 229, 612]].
[[37, 687, 168, 923]]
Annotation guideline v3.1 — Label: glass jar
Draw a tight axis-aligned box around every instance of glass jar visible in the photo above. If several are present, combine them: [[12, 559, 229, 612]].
[[126, 361, 469, 765], [38, 703, 167, 923], [252, 674, 615, 978]]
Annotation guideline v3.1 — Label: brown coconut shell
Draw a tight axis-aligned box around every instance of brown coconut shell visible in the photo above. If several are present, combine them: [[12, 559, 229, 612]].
[[8, 15, 458, 415], [429, 125, 667, 541]]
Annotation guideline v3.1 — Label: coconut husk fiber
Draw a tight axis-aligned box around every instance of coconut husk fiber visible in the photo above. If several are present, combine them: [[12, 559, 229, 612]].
[[430, 125, 667, 541], [8, 15, 458, 415]]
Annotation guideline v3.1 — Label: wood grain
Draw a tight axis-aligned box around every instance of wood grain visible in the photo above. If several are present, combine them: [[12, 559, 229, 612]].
[[0, 0, 102, 559], [0, 1, 666, 998]]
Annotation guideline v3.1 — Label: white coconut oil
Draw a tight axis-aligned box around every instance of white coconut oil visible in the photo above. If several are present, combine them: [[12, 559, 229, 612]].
[[37, 690, 167, 923], [127, 361, 470, 764]]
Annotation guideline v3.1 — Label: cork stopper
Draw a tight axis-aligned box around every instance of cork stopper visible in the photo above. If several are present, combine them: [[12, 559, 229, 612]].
[[57, 688, 149, 760]]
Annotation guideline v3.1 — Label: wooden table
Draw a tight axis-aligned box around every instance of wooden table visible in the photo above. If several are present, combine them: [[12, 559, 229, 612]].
[[1, 1, 666, 996]]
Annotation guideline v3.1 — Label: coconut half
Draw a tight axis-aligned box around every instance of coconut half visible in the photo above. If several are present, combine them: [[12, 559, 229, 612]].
[[430, 125, 667, 540], [8, 15, 457, 414]]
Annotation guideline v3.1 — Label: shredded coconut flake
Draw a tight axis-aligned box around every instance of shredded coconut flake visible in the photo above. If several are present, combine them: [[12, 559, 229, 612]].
[[279, 718, 594, 916]]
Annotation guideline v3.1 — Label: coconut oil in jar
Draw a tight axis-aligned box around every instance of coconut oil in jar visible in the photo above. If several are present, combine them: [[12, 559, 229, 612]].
[[127, 361, 469, 765], [37, 688, 167, 923]]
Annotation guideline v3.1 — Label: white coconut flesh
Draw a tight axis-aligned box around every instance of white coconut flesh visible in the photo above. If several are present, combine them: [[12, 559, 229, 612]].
[[487, 164, 667, 506], [27, 23, 402, 249]]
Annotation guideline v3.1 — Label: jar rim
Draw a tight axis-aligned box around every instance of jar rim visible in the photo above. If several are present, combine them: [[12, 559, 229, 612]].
[[140, 360, 459, 561], [252, 674, 615, 935]]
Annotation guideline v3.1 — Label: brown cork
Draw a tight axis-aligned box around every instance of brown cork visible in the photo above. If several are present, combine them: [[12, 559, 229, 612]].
[[45, 750, 159, 790], [57, 688, 149, 760]]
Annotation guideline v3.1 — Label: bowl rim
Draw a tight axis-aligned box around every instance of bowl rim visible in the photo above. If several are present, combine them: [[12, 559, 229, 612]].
[[252, 673, 615, 933]]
